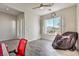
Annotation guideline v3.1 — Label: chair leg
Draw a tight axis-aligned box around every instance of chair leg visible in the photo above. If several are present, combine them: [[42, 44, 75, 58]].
[[9, 49, 18, 54]]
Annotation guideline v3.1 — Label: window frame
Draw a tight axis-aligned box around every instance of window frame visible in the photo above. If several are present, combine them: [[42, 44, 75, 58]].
[[43, 16, 63, 35]]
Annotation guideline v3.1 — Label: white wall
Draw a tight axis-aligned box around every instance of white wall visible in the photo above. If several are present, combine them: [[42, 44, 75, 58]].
[[0, 12, 16, 41], [4, 5, 41, 41], [24, 9, 41, 41], [56, 6, 77, 32], [16, 14, 25, 38], [0, 9, 40, 42], [40, 6, 77, 40], [77, 4, 79, 50]]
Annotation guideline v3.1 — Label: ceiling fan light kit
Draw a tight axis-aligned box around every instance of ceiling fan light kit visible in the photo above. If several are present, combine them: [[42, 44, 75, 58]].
[[32, 3, 54, 9], [32, 3, 56, 17]]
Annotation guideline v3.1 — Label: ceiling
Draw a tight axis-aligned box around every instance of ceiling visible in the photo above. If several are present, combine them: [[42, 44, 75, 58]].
[[31, 3, 76, 15], [1, 3, 76, 16], [0, 4, 23, 16]]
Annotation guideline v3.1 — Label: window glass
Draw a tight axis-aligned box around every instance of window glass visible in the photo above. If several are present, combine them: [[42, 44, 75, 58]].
[[44, 17, 62, 35]]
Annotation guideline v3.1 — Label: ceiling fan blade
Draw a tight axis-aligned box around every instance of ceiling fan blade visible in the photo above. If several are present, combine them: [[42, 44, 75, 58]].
[[43, 3, 54, 7], [32, 6, 41, 9], [32, 3, 54, 9], [43, 5, 52, 7]]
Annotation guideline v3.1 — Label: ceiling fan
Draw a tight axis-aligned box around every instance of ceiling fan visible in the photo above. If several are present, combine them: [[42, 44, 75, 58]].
[[32, 3, 54, 9]]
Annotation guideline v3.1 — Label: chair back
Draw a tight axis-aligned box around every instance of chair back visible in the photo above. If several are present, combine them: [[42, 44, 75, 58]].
[[0, 43, 3, 56], [17, 38, 27, 56]]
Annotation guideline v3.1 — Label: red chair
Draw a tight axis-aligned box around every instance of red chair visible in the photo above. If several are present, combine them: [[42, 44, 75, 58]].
[[9, 38, 28, 56], [0, 43, 3, 56]]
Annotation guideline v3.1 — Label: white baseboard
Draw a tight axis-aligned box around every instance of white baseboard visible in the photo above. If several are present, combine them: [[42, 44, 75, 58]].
[[28, 37, 41, 42]]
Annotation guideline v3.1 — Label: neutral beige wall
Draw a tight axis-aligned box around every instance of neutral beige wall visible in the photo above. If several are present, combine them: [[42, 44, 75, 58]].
[[16, 14, 25, 38], [24, 9, 41, 41], [77, 4, 79, 50], [56, 6, 77, 32], [40, 6, 77, 40], [0, 12, 17, 41]]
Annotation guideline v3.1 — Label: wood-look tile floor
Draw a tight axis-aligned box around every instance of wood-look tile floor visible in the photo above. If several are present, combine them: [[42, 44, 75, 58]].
[[2, 39, 79, 56], [29, 39, 79, 56]]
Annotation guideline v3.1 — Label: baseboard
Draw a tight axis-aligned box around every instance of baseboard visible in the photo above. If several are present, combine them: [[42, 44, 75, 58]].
[[76, 48, 79, 51], [28, 37, 41, 42]]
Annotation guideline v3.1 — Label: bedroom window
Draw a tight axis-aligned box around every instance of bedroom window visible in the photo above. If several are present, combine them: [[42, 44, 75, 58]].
[[44, 17, 62, 35]]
